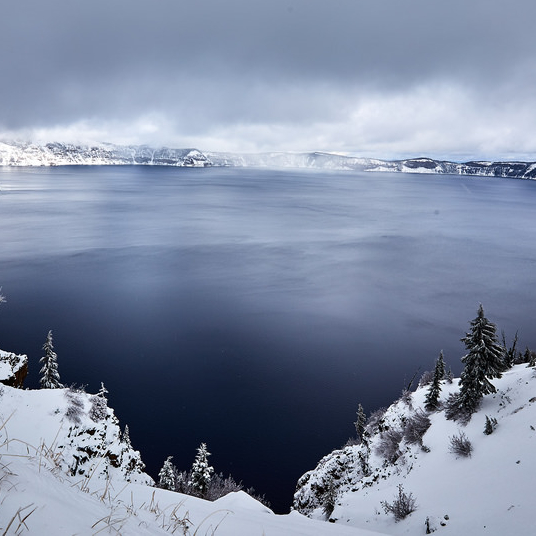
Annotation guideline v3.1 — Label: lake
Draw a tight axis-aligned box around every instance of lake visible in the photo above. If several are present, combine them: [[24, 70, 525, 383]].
[[1, 165, 536, 512]]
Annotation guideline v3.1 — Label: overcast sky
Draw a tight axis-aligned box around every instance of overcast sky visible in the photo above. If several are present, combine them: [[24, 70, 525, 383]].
[[1, 0, 535, 159]]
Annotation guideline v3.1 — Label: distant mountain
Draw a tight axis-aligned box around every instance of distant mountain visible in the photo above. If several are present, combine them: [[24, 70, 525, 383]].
[[208, 152, 536, 179], [1, 140, 535, 179], [0, 141, 211, 167]]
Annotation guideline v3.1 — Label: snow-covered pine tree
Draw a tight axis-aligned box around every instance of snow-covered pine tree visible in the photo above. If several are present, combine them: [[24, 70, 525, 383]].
[[458, 304, 505, 413], [0, 287, 5, 305], [424, 351, 445, 411], [158, 456, 177, 490], [39, 330, 63, 389], [188, 442, 214, 497], [122, 424, 132, 448], [98, 382, 108, 399], [354, 404, 367, 442]]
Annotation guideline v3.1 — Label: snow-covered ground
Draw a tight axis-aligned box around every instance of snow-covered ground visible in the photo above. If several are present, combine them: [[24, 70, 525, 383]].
[[294, 364, 536, 536], [2, 345, 535, 535], [0, 357, 382, 535]]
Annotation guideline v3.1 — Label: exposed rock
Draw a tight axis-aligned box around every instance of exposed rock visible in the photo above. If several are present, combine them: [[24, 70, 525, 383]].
[[0, 349, 28, 388]]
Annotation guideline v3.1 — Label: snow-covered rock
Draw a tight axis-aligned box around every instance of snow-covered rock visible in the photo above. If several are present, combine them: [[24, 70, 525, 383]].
[[0, 383, 150, 486], [294, 364, 536, 536], [0, 349, 28, 388]]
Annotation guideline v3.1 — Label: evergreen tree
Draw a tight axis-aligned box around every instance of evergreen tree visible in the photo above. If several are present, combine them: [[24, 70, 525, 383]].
[[501, 330, 518, 370], [458, 305, 505, 413], [98, 382, 109, 399], [354, 404, 367, 442], [158, 456, 176, 490], [322, 477, 337, 519], [122, 425, 132, 448], [424, 351, 445, 411], [188, 443, 214, 497], [0, 288, 5, 305], [39, 330, 63, 389]]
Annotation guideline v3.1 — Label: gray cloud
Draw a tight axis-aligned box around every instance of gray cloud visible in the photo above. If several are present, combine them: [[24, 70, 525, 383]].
[[1, 0, 535, 158]]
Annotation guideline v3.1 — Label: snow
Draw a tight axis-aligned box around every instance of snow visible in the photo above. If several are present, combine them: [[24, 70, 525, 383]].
[[0, 351, 383, 535], [0, 350, 27, 383], [294, 365, 536, 536], [2, 338, 536, 535]]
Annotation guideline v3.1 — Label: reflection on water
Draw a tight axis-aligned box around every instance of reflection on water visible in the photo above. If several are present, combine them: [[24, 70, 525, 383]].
[[1, 166, 536, 512]]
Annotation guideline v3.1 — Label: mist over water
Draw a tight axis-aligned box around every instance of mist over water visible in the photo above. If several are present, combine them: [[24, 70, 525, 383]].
[[1, 166, 536, 512]]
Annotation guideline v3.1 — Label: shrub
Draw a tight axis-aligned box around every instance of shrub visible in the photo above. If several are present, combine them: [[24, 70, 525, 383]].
[[381, 484, 417, 521], [399, 389, 413, 407], [444, 392, 474, 424], [403, 410, 431, 445], [375, 427, 403, 463], [418, 370, 434, 388], [449, 432, 473, 457], [89, 395, 108, 422], [366, 407, 388, 434], [64, 390, 84, 424], [167, 467, 270, 506], [343, 437, 361, 447], [358, 449, 371, 476], [483, 415, 498, 435]]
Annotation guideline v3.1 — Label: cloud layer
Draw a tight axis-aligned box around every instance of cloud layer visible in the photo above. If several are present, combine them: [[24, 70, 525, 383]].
[[2, 0, 535, 158]]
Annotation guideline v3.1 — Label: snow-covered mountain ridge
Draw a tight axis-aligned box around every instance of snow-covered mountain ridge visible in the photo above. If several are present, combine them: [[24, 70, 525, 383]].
[[1, 140, 535, 179], [293, 363, 536, 535], [0, 141, 211, 167]]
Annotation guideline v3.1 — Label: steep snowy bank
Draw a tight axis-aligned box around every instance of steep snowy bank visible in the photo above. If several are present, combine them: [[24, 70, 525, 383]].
[[0, 355, 381, 535], [294, 364, 536, 535]]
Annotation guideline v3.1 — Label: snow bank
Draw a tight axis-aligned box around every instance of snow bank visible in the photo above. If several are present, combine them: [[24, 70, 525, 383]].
[[0, 378, 382, 534], [294, 365, 536, 536]]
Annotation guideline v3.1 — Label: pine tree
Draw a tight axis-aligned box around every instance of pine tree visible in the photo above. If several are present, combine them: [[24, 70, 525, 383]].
[[188, 442, 214, 497], [122, 425, 132, 448], [501, 330, 518, 370], [39, 330, 63, 389], [158, 456, 177, 490], [322, 477, 337, 519], [98, 382, 108, 399], [458, 305, 505, 413], [425, 351, 445, 411], [354, 404, 367, 442], [0, 288, 5, 305]]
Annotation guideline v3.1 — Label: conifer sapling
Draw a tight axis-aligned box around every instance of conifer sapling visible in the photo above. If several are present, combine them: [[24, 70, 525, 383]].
[[425, 351, 445, 411], [354, 404, 367, 442], [158, 456, 177, 491], [188, 442, 214, 497], [40, 330, 63, 389]]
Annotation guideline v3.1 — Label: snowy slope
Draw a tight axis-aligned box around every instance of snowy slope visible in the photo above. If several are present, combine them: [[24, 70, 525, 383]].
[[294, 364, 536, 536], [0, 363, 382, 535]]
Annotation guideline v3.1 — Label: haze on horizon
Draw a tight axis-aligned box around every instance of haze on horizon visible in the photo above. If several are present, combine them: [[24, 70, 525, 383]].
[[1, 0, 535, 161]]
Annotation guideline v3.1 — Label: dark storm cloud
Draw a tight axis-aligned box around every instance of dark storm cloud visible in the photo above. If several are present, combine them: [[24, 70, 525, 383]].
[[1, 0, 536, 157]]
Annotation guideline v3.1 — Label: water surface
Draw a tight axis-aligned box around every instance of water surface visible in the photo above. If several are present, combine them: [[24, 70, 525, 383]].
[[1, 166, 535, 511]]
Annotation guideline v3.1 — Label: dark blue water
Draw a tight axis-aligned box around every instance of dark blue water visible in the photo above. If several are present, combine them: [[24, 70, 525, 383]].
[[1, 166, 536, 512]]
